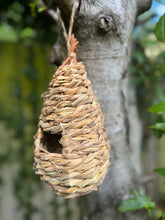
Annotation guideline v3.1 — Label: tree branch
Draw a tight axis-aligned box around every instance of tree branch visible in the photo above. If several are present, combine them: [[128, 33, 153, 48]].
[[53, 0, 73, 17], [39, 0, 58, 22], [137, 0, 153, 15], [136, 13, 156, 26]]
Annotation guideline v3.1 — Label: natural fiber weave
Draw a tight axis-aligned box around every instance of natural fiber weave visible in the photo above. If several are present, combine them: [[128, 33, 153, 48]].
[[33, 7, 110, 198]]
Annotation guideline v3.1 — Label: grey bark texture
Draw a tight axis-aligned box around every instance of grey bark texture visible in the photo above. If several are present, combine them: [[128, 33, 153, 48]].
[[50, 0, 152, 219]]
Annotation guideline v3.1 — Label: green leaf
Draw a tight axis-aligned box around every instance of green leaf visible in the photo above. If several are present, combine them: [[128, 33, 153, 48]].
[[0, 24, 18, 42], [154, 168, 165, 178], [148, 102, 165, 114], [29, 3, 36, 17], [162, 210, 165, 220], [149, 123, 165, 131], [131, 190, 140, 196], [20, 27, 36, 39], [118, 195, 155, 212], [38, 7, 45, 13], [153, 128, 165, 139], [154, 14, 165, 42]]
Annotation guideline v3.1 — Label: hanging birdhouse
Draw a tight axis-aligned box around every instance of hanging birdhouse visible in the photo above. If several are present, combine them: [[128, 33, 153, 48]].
[[33, 4, 110, 199]]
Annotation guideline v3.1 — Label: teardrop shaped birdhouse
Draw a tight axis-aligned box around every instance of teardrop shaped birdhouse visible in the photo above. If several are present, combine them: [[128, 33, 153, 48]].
[[33, 5, 110, 199]]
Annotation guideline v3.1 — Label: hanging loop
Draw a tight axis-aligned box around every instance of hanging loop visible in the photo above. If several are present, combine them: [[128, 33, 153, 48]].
[[57, 0, 77, 57]]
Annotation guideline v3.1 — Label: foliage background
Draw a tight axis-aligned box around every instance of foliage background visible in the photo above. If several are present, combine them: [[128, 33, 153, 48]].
[[0, 1, 164, 219]]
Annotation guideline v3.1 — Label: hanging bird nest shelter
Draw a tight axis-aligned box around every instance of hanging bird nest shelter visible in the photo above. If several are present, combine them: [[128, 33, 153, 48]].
[[33, 4, 110, 199]]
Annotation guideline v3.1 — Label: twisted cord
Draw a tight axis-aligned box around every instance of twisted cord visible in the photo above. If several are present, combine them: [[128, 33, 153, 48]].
[[68, 0, 76, 45], [57, 0, 77, 56]]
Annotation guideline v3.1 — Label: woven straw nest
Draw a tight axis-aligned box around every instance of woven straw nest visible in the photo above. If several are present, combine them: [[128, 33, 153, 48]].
[[33, 35, 110, 199]]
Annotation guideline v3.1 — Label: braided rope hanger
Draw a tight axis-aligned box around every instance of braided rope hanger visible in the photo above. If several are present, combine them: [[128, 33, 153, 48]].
[[57, 0, 79, 71]]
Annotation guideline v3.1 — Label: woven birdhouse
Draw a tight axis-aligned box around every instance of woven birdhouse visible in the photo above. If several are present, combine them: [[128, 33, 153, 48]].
[[33, 33, 110, 198]]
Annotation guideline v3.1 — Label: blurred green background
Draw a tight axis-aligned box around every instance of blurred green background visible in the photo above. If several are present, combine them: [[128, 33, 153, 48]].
[[0, 1, 165, 220]]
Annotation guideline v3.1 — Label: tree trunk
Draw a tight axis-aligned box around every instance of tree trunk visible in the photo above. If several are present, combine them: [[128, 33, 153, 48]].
[[50, 0, 152, 219]]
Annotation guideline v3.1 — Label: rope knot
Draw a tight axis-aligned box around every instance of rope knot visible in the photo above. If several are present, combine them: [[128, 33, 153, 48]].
[[69, 34, 79, 55], [69, 52, 77, 58]]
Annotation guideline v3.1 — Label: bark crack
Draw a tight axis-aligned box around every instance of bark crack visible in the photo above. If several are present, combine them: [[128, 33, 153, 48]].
[[121, 90, 130, 146], [119, 69, 130, 147]]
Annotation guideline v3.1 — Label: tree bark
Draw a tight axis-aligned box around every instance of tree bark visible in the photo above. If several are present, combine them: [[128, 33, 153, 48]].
[[50, 0, 152, 219]]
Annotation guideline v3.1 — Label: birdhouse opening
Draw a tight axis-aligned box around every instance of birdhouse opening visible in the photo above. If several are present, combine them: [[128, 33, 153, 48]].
[[42, 132, 63, 154]]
